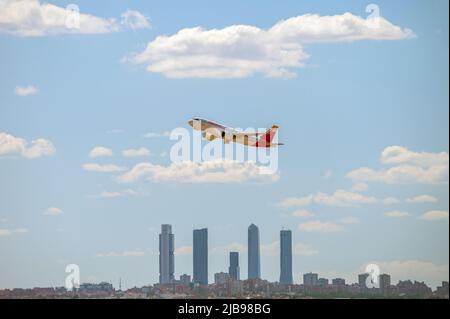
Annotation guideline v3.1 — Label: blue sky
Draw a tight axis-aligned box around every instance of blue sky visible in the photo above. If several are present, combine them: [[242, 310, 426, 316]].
[[0, 0, 448, 289]]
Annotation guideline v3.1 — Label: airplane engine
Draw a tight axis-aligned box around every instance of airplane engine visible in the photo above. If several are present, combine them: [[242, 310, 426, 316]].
[[203, 131, 217, 141]]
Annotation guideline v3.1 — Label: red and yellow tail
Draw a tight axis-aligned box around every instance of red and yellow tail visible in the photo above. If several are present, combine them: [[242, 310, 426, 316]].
[[256, 125, 279, 147]]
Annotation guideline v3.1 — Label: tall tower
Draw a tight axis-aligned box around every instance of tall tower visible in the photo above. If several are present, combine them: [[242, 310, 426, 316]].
[[159, 224, 174, 284], [248, 224, 261, 280], [280, 229, 293, 284], [229, 252, 240, 280], [193, 228, 208, 285]]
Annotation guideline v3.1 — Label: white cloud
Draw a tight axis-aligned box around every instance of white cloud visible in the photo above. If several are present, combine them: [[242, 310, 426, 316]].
[[96, 249, 146, 257], [280, 190, 403, 208], [126, 13, 413, 79], [82, 163, 127, 173], [280, 190, 377, 208], [291, 209, 315, 218], [348, 165, 449, 184], [278, 195, 313, 208], [298, 220, 343, 233], [418, 210, 449, 221], [0, 0, 148, 37], [406, 195, 438, 203], [0, 132, 55, 158], [314, 190, 377, 207], [89, 146, 113, 158], [351, 182, 368, 192], [44, 207, 62, 216], [382, 197, 400, 205], [117, 160, 279, 183], [294, 243, 319, 256], [122, 147, 151, 157], [0, 0, 118, 36], [347, 146, 449, 184], [175, 245, 192, 256], [22, 139, 55, 158], [381, 146, 449, 167], [99, 191, 122, 198], [211, 242, 246, 255], [340, 216, 359, 224], [120, 10, 150, 30], [143, 131, 171, 138], [0, 228, 28, 237], [384, 210, 410, 218], [90, 189, 137, 199], [15, 85, 38, 96]]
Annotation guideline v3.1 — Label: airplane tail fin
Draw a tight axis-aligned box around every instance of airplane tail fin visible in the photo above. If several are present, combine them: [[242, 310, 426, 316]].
[[257, 125, 279, 146]]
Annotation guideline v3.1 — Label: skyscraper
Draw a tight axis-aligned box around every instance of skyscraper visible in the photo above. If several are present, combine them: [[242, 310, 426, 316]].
[[229, 252, 240, 281], [159, 224, 174, 284], [248, 224, 261, 280], [193, 228, 208, 285], [279, 229, 293, 285]]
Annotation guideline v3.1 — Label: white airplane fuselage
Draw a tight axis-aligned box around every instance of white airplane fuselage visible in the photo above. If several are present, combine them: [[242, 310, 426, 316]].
[[188, 118, 283, 148]]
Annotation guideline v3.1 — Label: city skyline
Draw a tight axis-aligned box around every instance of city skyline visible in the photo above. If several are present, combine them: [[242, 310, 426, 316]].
[[1, 272, 447, 299], [153, 223, 447, 291], [3, 222, 447, 296], [0, 0, 448, 291]]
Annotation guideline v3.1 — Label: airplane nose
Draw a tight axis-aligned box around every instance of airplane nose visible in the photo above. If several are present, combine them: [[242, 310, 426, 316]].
[[188, 119, 194, 127]]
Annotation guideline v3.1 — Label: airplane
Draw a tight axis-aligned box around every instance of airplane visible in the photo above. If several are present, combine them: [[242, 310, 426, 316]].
[[188, 118, 284, 148]]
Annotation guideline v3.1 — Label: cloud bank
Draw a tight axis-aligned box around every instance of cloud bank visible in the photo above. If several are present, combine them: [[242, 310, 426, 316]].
[[279, 189, 381, 208], [117, 160, 279, 183], [0, 228, 28, 237], [127, 12, 414, 79], [0, 0, 149, 37], [89, 146, 113, 158], [0, 132, 55, 158], [347, 146, 449, 184]]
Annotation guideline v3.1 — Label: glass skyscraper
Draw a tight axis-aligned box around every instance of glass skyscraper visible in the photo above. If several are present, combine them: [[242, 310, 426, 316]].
[[248, 224, 261, 280], [228, 251, 240, 280], [193, 228, 208, 285], [280, 229, 293, 285], [159, 224, 174, 284]]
